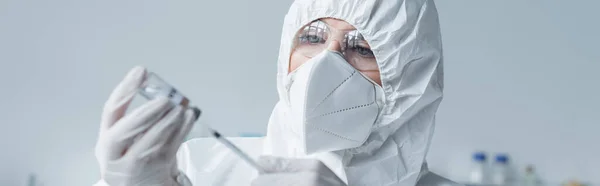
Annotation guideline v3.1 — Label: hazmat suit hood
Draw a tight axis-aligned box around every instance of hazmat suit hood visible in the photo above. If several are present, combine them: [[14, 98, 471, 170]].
[[262, 0, 444, 185]]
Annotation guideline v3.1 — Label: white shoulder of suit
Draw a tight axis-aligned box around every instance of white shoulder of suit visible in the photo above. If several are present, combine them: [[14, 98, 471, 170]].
[[96, 137, 460, 186], [175, 137, 462, 186]]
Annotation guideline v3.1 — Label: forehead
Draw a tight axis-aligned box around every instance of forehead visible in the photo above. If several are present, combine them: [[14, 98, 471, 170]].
[[319, 18, 356, 32]]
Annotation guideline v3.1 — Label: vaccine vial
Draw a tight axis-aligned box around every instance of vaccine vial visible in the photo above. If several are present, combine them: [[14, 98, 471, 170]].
[[138, 72, 190, 106]]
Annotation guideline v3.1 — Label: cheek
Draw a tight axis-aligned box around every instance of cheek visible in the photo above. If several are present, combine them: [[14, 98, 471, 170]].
[[289, 52, 310, 73], [361, 70, 382, 86]]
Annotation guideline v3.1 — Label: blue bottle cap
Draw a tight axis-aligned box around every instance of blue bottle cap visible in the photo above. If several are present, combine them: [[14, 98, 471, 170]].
[[473, 152, 487, 162], [495, 154, 509, 163]]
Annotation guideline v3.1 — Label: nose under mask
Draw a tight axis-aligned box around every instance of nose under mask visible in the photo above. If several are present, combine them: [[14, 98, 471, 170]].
[[284, 50, 382, 155]]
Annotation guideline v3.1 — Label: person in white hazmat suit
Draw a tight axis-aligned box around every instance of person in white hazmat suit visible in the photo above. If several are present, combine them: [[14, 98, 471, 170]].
[[94, 0, 460, 185]]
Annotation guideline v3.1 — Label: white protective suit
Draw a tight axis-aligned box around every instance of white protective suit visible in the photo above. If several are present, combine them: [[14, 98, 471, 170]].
[[95, 0, 458, 185], [178, 0, 454, 185]]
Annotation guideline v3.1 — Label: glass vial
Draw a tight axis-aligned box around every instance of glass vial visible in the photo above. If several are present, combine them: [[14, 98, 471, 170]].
[[138, 72, 190, 106]]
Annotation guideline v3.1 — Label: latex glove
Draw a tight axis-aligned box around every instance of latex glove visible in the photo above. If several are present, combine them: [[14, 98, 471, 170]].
[[95, 66, 199, 186], [251, 156, 347, 186]]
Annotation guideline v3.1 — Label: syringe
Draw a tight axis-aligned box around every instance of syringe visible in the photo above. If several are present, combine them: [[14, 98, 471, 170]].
[[138, 72, 264, 172], [206, 128, 265, 173]]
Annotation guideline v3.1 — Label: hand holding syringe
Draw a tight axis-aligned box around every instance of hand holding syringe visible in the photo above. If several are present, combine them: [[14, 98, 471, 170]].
[[138, 72, 265, 173]]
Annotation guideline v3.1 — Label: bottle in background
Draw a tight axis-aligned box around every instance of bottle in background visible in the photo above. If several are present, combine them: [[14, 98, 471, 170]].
[[27, 173, 43, 186], [470, 152, 489, 185], [522, 165, 540, 186], [491, 154, 510, 185], [27, 173, 36, 186]]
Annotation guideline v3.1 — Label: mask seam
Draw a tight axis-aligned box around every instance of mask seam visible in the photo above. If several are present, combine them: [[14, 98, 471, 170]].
[[308, 125, 361, 143], [308, 70, 356, 113], [307, 101, 376, 120]]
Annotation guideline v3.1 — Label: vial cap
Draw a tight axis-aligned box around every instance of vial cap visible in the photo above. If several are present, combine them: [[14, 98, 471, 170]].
[[473, 152, 487, 162], [495, 154, 509, 164]]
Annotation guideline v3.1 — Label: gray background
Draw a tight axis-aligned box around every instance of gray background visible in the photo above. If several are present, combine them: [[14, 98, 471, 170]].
[[1, 0, 598, 185]]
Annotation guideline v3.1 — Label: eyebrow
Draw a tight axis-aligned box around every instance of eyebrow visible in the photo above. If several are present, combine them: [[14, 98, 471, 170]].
[[305, 20, 370, 47], [306, 21, 327, 30], [316, 19, 357, 32], [348, 38, 371, 48]]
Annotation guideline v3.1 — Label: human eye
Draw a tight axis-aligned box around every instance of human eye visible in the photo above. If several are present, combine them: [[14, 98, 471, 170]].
[[298, 32, 326, 44], [348, 42, 374, 58], [297, 20, 328, 45], [346, 31, 374, 58]]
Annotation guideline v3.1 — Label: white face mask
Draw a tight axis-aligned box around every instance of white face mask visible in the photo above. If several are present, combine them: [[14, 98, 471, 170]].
[[283, 50, 382, 155]]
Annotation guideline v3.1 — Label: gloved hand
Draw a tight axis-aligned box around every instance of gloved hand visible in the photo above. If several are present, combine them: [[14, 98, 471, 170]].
[[251, 156, 347, 186], [95, 66, 199, 186]]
